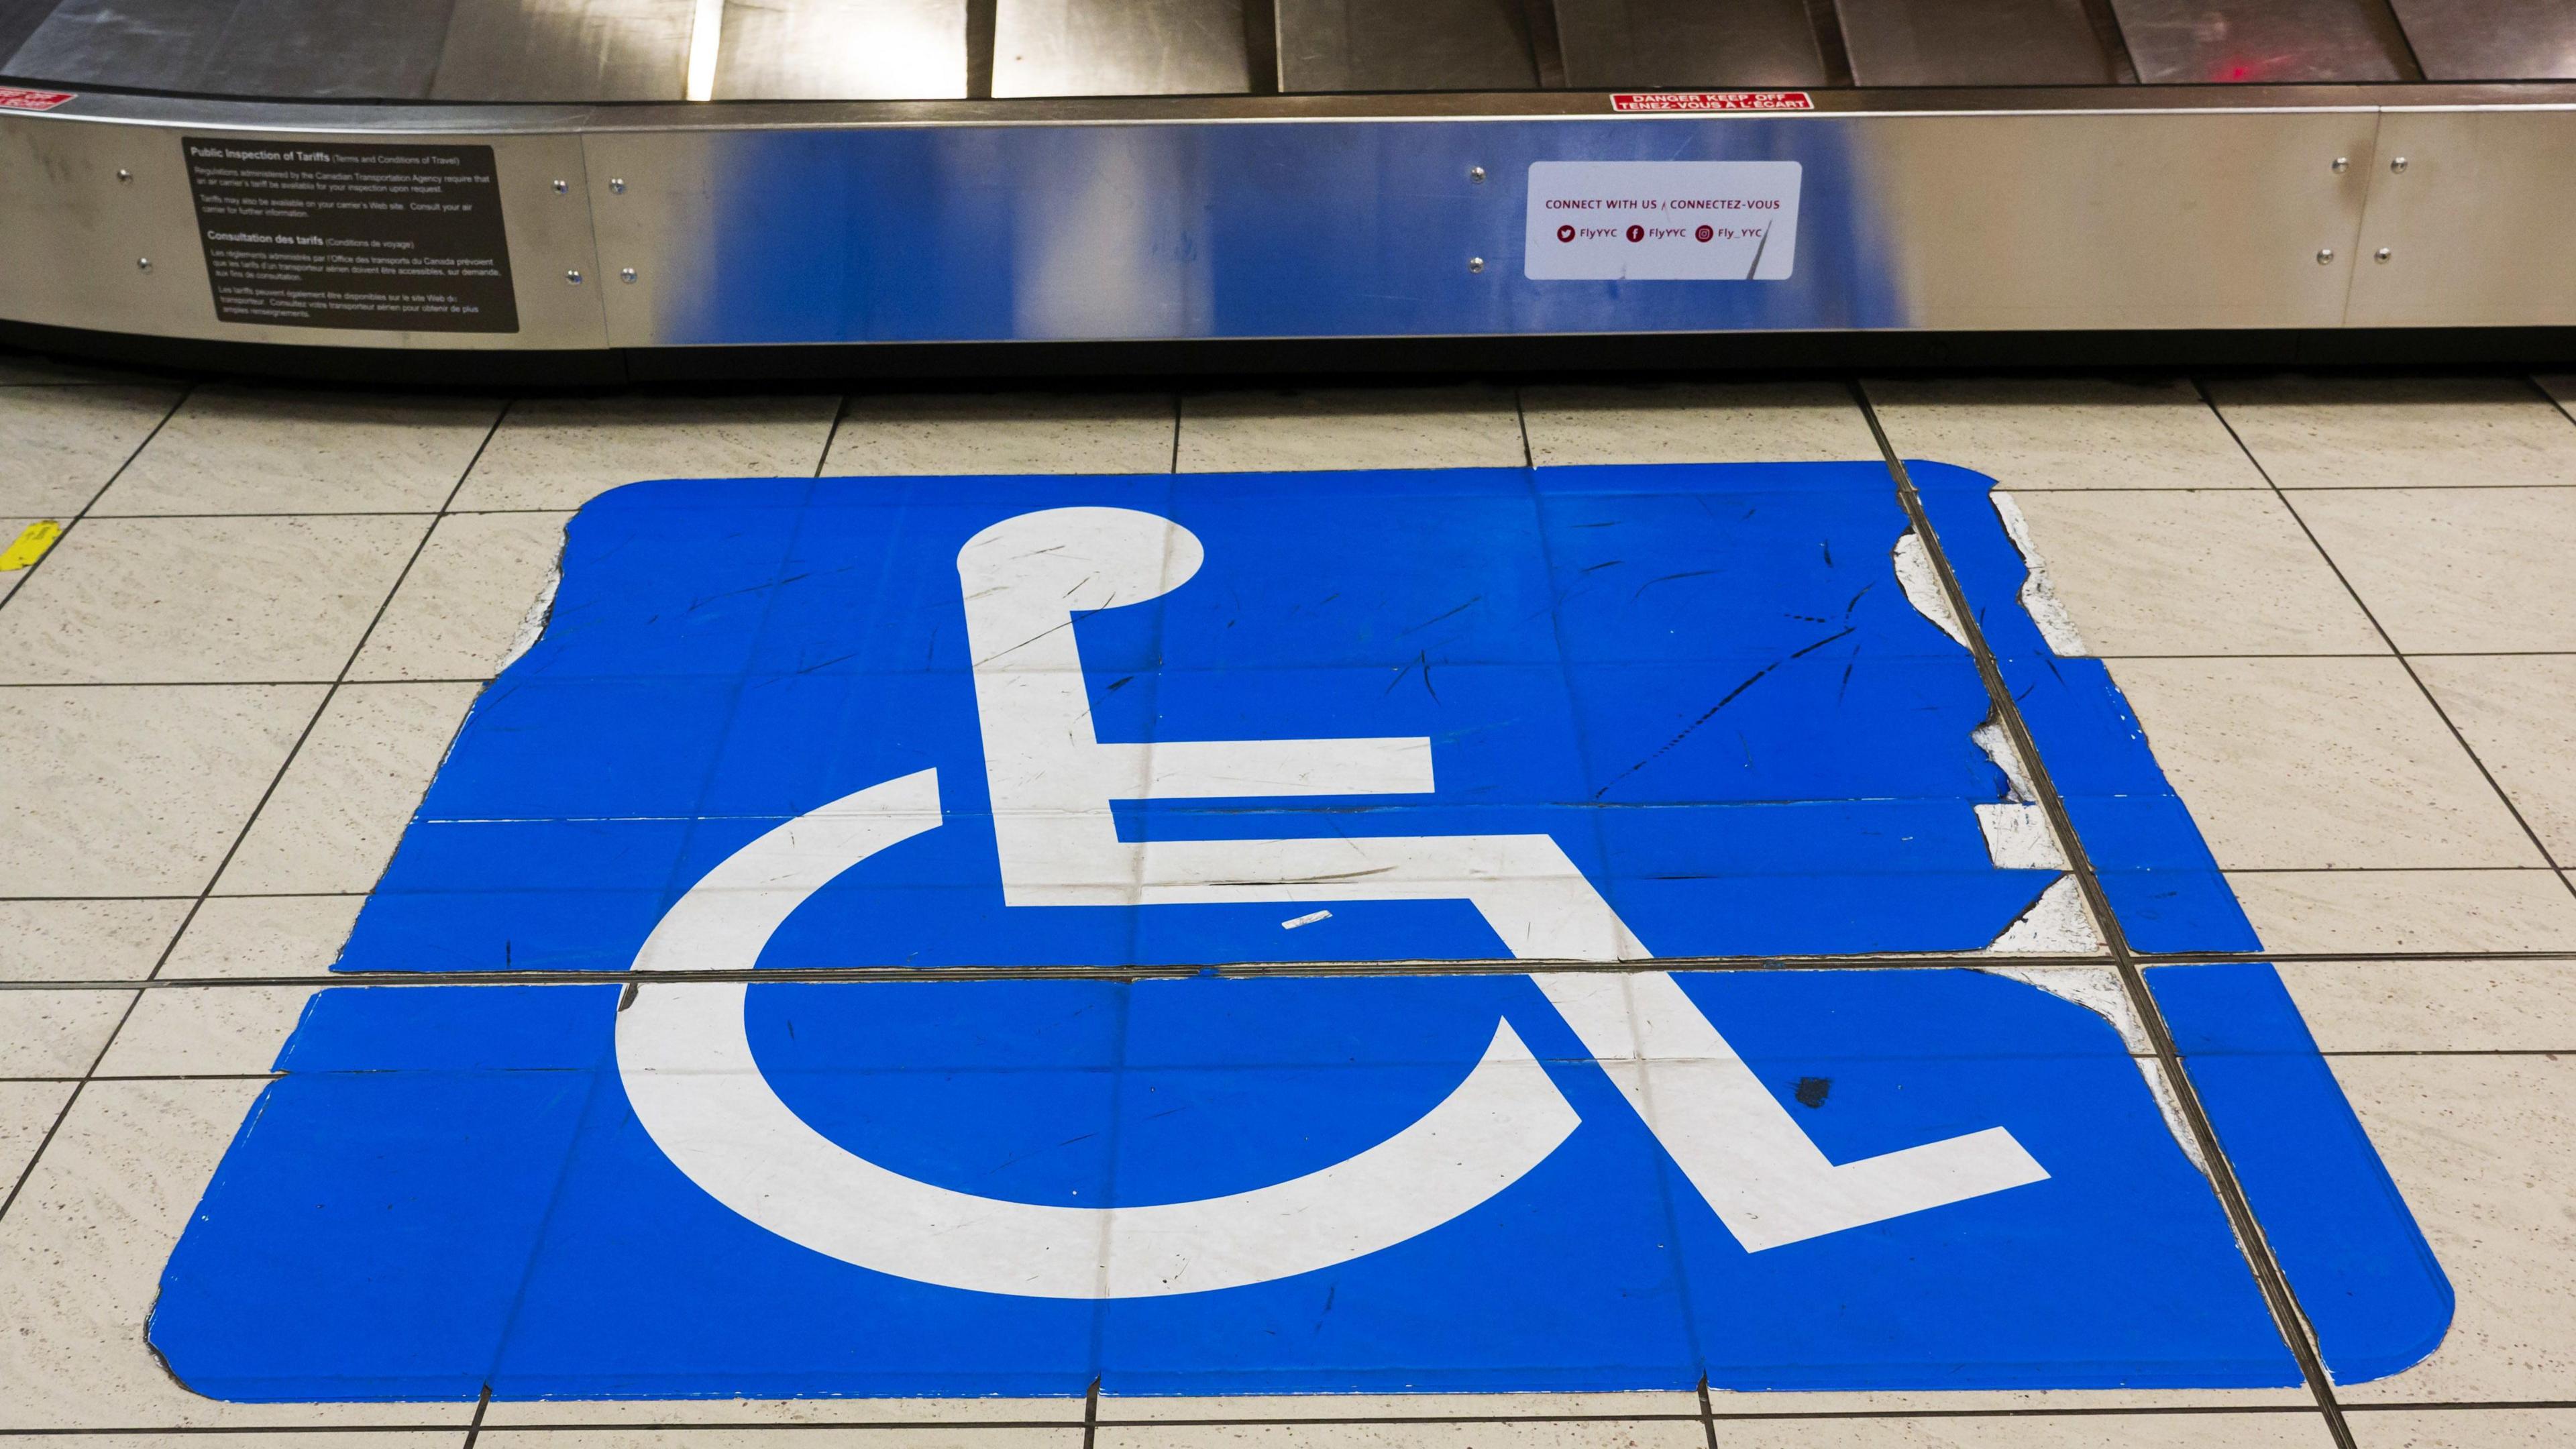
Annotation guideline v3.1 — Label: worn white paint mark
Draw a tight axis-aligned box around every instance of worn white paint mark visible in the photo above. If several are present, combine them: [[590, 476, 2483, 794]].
[[1976, 802, 2068, 871], [1972, 964, 2146, 1051], [1891, 529, 1968, 647], [496, 564, 563, 672], [684, 0, 724, 100], [1968, 962, 2211, 1174], [2131, 1056, 2212, 1174], [1281, 910, 1332, 930], [1990, 492, 2090, 658], [1970, 718, 2039, 804], [1980, 876, 2102, 955]]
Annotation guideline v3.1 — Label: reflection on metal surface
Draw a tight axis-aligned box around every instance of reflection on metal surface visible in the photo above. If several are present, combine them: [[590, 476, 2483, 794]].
[[1553, 0, 1826, 89], [994, 0, 1247, 97], [1277, 0, 1538, 92], [2111, 0, 2404, 84], [687, 0, 722, 98], [2392, 0, 2576, 80], [25, 0, 464, 99], [5, 0, 246, 93], [433, 0, 694, 101], [1836, 0, 2117, 86], [2350, 109, 2576, 325], [714, 0, 964, 99]]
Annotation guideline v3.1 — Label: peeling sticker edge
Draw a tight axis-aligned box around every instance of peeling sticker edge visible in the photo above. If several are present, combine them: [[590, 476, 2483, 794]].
[[498, 561, 565, 672], [1989, 492, 2090, 659], [1890, 528, 1967, 647], [1977, 875, 2101, 956]]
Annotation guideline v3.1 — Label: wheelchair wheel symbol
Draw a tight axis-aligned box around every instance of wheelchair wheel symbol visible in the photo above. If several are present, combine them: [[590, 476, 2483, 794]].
[[616, 508, 2047, 1297]]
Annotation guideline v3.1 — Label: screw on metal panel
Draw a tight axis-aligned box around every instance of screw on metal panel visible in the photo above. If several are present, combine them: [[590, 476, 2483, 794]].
[[2375, 247, 2392, 262], [1468, 256, 1486, 273], [135, 257, 149, 272], [608, 177, 627, 193], [1469, 166, 1487, 182], [115, 168, 131, 182], [551, 178, 568, 193], [2316, 248, 2334, 264], [620, 267, 637, 283], [2391, 156, 2408, 172], [2330, 156, 2347, 172], [566, 269, 584, 284]]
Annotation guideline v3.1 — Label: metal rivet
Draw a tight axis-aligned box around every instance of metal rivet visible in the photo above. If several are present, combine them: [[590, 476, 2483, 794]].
[[2390, 156, 2408, 173], [1469, 166, 1487, 183], [566, 269, 584, 284], [2330, 156, 2348, 173], [2375, 247, 2392, 263], [2316, 248, 2335, 264], [619, 266, 637, 284], [115, 167, 132, 183], [135, 257, 150, 272], [551, 178, 568, 194], [1468, 256, 1486, 273], [608, 177, 627, 194]]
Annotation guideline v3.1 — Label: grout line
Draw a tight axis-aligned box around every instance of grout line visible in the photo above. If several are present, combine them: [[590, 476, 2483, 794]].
[[0, 403, 515, 1230], [0, 383, 191, 621], [1513, 384, 1536, 468], [1850, 379, 2360, 1449], [2526, 373, 2576, 430], [9, 945, 2576, 993], [1697, 1376, 1718, 1449], [1083, 1376, 1101, 1449], [2192, 378, 2576, 906], [1169, 394, 1183, 474], [814, 394, 852, 479], [462, 1382, 492, 1449], [0, 383, 198, 1228]]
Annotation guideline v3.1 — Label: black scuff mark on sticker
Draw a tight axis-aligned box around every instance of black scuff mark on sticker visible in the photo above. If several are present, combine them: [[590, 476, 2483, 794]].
[[1794, 1077, 1831, 1109], [1402, 596, 1484, 635], [1591, 626, 1857, 798]]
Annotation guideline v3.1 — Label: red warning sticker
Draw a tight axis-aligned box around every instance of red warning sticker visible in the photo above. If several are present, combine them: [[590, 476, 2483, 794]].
[[1610, 91, 1813, 113], [0, 87, 76, 111]]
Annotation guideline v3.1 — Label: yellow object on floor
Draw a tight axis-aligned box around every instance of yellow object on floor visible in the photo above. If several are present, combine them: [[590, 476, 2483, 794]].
[[0, 519, 64, 570]]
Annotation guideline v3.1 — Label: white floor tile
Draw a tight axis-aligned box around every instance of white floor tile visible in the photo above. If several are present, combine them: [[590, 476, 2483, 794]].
[[828, 392, 1177, 476], [0, 900, 191, 983], [0, 988, 133, 1077], [454, 394, 841, 510], [2108, 657, 2542, 869], [215, 683, 482, 895], [2334, 1053, 2576, 1403], [1867, 376, 2265, 490], [0, 685, 323, 896], [2292, 488, 2576, 653], [1179, 386, 1524, 473], [348, 512, 567, 682], [0, 385, 182, 516], [2231, 869, 2576, 955], [2208, 376, 2576, 490], [2279, 958, 2576, 1051], [0, 515, 429, 683], [1523, 380, 1876, 464], [95, 386, 500, 515], [2006, 490, 2382, 655]]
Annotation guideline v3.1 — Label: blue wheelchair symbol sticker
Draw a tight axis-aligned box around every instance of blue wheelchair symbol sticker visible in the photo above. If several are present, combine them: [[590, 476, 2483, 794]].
[[151, 462, 2451, 1401]]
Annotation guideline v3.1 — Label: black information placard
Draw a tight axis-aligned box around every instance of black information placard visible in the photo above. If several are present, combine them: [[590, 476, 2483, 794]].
[[182, 138, 520, 333]]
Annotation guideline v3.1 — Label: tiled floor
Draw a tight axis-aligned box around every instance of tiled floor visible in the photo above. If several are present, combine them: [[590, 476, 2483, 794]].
[[1, 358, 2572, 1448]]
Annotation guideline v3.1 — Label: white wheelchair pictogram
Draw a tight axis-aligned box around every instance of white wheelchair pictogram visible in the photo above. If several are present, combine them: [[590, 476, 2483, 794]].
[[616, 506, 2049, 1297]]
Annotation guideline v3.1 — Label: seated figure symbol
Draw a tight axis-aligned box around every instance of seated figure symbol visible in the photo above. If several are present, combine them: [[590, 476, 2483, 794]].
[[614, 506, 2047, 1298]]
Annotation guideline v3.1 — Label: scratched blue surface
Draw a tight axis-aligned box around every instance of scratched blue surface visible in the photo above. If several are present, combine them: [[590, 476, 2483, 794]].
[[150, 463, 2446, 1400]]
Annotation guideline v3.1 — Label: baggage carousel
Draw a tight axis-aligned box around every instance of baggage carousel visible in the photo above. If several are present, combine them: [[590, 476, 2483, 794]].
[[3, 0, 2574, 372]]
